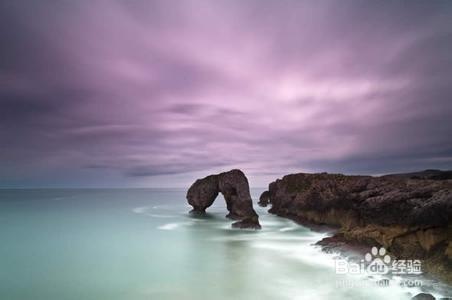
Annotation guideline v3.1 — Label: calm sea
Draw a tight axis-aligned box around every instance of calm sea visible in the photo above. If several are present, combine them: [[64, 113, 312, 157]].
[[0, 189, 437, 299]]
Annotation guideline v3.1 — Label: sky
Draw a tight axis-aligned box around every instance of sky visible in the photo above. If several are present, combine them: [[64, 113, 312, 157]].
[[1, 0, 452, 188]]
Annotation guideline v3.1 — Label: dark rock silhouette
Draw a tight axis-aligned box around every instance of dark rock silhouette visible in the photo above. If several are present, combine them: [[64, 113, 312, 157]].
[[262, 171, 452, 283], [258, 191, 270, 207], [187, 169, 261, 229], [411, 293, 435, 300]]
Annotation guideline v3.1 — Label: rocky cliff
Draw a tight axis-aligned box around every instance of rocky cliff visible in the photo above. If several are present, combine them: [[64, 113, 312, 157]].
[[187, 169, 261, 229], [261, 171, 452, 283]]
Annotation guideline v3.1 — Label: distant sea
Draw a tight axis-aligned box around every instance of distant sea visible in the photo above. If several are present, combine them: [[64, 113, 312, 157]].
[[0, 189, 434, 299]]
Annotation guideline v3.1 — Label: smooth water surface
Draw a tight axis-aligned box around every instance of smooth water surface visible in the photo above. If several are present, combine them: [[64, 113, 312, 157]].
[[0, 189, 433, 299]]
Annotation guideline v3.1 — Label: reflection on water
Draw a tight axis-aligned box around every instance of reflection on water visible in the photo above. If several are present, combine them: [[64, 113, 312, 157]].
[[0, 189, 444, 300]]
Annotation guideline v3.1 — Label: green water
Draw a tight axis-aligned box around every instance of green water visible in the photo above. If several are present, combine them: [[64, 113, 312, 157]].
[[0, 189, 439, 299]]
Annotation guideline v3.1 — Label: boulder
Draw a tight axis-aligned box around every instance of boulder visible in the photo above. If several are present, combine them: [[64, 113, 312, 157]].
[[258, 191, 270, 207], [411, 293, 435, 300]]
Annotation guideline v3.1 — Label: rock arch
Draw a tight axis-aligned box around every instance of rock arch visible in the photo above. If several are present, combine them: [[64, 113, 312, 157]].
[[186, 169, 261, 229]]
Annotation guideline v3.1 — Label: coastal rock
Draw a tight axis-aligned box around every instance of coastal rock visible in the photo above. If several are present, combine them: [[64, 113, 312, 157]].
[[258, 191, 270, 207], [187, 169, 261, 229], [263, 171, 452, 283], [411, 293, 435, 300], [384, 169, 452, 181]]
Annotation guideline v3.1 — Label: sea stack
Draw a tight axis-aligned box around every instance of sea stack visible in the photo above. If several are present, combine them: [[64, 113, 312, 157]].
[[186, 169, 261, 229]]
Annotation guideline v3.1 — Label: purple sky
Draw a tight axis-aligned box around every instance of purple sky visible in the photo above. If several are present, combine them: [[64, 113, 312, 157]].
[[1, 0, 452, 187]]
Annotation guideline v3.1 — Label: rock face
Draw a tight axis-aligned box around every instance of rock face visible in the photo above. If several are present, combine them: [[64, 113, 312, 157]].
[[262, 171, 452, 283], [187, 169, 261, 229]]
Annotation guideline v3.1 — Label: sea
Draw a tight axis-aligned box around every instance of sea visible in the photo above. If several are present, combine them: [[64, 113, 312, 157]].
[[0, 188, 447, 300]]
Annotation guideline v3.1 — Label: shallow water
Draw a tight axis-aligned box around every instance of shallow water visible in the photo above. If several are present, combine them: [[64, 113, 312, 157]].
[[0, 189, 440, 299]]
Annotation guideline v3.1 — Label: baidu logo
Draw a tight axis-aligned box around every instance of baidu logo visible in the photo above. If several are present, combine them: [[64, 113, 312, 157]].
[[335, 246, 422, 276], [365, 247, 391, 275]]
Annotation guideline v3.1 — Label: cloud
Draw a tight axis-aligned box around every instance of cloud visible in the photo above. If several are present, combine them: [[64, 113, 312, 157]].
[[1, 0, 452, 187]]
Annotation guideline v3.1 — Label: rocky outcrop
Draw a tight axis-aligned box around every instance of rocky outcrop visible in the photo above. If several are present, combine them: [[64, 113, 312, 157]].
[[383, 169, 452, 181], [262, 171, 452, 283], [187, 169, 261, 229], [258, 191, 270, 207]]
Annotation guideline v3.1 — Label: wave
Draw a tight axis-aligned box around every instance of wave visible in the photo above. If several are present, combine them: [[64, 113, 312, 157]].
[[147, 214, 174, 218], [279, 227, 295, 232], [132, 206, 175, 218], [132, 206, 149, 214], [158, 223, 180, 230]]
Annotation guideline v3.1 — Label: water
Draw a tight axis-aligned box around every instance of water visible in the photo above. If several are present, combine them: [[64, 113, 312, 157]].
[[0, 189, 434, 300]]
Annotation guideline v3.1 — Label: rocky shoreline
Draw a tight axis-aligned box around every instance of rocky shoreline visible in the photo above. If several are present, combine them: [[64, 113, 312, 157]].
[[259, 170, 452, 287], [186, 168, 451, 297]]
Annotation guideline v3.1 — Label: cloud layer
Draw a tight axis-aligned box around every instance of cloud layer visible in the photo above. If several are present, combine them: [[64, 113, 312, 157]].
[[1, 0, 452, 187]]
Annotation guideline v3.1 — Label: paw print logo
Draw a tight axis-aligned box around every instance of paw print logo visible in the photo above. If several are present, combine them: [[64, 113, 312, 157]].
[[365, 247, 391, 275]]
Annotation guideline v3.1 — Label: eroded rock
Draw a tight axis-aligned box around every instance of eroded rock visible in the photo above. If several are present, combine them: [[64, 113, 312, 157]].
[[263, 171, 452, 283], [187, 169, 261, 229]]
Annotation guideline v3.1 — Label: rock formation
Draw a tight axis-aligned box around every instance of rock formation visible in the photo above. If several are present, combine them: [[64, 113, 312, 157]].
[[383, 169, 452, 181], [258, 190, 270, 207], [261, 171, 452, 283], [187, 169, 261, 229], [411, 293, 436, 300]]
